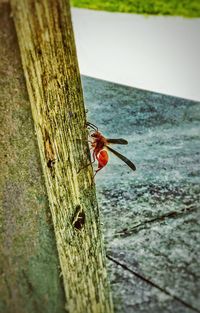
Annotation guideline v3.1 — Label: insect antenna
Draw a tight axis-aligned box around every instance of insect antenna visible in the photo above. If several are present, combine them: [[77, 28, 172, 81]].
[[86, 122, 98, 132]]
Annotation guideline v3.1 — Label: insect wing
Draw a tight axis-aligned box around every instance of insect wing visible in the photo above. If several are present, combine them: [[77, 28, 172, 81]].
[[106, 146, 136, 171], [106, 138, 128, 145]]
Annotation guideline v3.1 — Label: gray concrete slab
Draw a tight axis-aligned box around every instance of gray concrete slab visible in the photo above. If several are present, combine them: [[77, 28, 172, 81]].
[[81, 75, 200, 313]]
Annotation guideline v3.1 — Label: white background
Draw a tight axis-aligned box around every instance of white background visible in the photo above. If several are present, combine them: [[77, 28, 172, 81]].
[[71, 8, 200, 101]]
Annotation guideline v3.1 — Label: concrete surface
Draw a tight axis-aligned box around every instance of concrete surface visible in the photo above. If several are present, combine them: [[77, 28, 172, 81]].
[[82, 75, 200, 313]]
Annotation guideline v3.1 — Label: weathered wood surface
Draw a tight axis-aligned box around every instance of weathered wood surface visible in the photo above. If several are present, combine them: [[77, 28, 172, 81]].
[[0, 3, 65, 313], [10, 1, 113, 313], [82, 76, 200, 313]]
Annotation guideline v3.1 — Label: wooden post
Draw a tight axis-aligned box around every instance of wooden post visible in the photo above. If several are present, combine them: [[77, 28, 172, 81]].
[[10, 1, 113, 313], [0, 3, 66, 312]]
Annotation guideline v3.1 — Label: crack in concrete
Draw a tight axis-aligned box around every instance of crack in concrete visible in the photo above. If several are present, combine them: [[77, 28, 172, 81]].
[[107, 254, 200, 313], [117, 206, 196, 237]]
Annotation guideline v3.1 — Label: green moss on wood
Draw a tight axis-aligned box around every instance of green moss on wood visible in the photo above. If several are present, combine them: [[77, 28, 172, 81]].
[[0, 3, 66, 313], [10, 0, 113, 312]]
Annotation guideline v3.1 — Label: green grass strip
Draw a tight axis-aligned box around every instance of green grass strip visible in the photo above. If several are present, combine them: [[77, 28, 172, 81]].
[[71, 0, 200, 18]]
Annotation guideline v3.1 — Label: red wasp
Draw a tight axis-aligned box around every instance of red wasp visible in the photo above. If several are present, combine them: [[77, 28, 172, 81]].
[[87, 122, 136, 175]]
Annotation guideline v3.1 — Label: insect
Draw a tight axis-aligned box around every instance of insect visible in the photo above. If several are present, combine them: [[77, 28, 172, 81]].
[[87, 122, 136, 175]]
